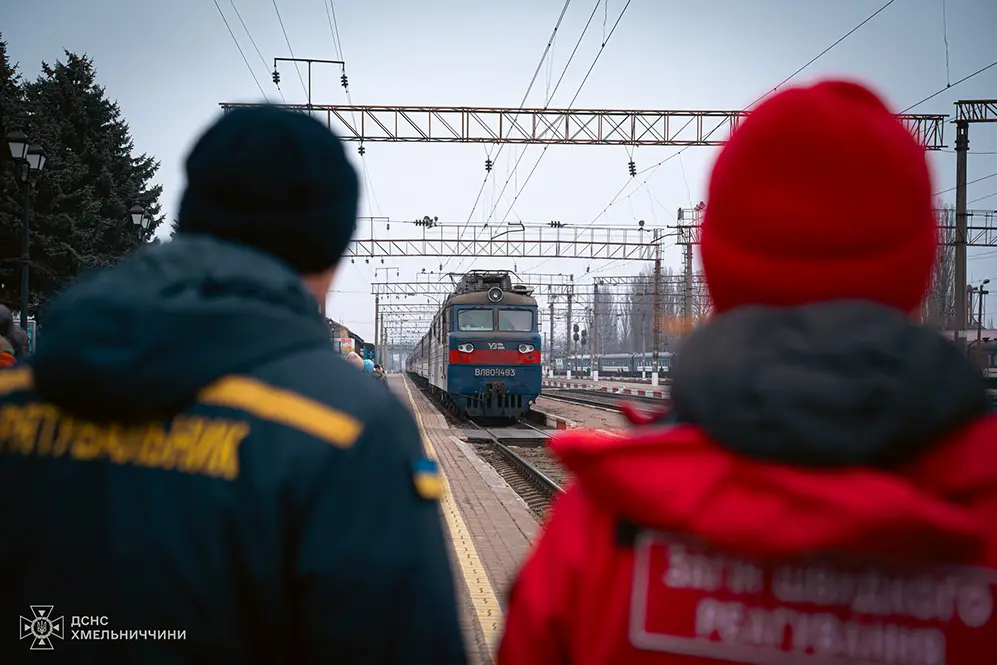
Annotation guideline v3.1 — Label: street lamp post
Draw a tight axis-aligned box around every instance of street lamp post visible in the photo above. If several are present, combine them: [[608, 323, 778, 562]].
[[5, 130, 47, 334], [974, 278, 991, 366], [129, 204, 152, 240]]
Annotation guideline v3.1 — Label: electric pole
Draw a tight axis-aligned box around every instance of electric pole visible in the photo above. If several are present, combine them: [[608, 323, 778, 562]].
[[592, 281, 600, 381], [566, 289, 574, 378], [955, 120, 969, 353]]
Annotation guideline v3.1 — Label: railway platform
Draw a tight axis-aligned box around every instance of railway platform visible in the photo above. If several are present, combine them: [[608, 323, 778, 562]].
[[542, 377, 670, 399], [388, 374, 539, 665]]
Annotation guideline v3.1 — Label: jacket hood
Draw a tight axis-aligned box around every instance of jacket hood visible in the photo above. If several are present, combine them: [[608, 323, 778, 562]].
[[551, 301, 997, 561], [672, 300, 991, 467], [29, 236, 332, 422]]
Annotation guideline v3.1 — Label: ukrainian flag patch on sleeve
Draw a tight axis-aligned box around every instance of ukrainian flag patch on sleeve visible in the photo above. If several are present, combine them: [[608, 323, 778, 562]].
[[412, 457, 444, 501]]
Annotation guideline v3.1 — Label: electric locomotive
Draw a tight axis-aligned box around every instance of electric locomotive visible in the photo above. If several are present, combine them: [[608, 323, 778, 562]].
[[408, 271, 542, 418]]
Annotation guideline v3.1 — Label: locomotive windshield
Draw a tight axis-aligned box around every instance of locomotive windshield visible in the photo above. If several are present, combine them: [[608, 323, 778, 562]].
[[457, 309, 494, 331], [498, 310, 533, 332]]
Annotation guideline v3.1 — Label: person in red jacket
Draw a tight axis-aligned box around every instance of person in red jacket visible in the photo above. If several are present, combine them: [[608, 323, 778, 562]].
[[498, 79, 997, 665], [0, 336, 15, 368]]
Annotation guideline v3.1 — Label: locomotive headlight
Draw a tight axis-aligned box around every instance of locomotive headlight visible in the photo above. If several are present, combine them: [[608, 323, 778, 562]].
[[458, 343, 474, 353], [518, 344, 535, 353]]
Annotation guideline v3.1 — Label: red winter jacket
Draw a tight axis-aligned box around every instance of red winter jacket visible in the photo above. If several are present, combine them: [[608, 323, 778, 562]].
[[0, 336, 15, 368], [499, 303, 997, 665]]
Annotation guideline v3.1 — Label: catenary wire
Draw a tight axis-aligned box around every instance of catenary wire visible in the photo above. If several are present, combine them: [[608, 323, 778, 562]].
[[229, 0, 286, 102], [441, 0, 575, 274], [969, 190, 997, 205], [902, 59, 997, 112], [496, 0, 633, 227], [271, 0, 309, 99], [934, 170, 997, 196], [212, 0, 269, 100], [531, 0, 903, 274], [482, 0, 606, 227], [453, 0, 605, 275], [326, 0, 382, 218], [577, 0, 906, 240]]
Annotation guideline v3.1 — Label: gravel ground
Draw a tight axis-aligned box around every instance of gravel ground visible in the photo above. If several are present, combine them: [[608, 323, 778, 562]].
[[506, 445, 570, 487]]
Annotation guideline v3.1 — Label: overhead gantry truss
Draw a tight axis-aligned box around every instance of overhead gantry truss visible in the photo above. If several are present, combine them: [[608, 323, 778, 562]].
[[217, 103, 946, 150], [954, 210, 997, 247], [371, 274, 575, 296], [666, 208, 997, 248], [955, 100, 997, 123], [593, 275, 707, 285], [347, 224, 663, 260], [379, 303, 440, 313]]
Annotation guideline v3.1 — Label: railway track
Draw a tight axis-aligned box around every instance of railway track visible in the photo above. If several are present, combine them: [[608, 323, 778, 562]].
[[407, 377, 565, 518], [469, 420, 564, 519], [542, 388, 664, 412]]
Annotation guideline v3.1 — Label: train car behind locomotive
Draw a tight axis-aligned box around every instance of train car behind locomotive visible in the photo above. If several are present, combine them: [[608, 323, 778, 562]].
[[408, 271, 542, 418]]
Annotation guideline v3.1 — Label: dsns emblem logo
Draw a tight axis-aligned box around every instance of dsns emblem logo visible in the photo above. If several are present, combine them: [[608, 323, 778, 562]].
[[20, 605, 65, 650]]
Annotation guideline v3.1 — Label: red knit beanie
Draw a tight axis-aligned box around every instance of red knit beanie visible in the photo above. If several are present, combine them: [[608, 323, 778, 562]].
[[701, 80, 937, 314]]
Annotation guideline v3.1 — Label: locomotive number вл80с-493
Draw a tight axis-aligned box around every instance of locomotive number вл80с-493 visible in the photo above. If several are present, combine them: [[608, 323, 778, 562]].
[[474, 367, 517, 377]]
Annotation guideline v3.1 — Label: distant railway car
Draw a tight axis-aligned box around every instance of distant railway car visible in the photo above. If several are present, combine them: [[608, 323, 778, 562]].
[[554, 351, 673, 377], [979, 339, 997, 388], [408, 271, 542, 418]]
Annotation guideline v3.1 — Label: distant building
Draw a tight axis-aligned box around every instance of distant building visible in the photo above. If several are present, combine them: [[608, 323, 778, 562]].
[[325, 318, 368, 356]]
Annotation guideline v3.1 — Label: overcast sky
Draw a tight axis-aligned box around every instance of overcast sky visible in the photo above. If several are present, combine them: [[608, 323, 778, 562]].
[[4, 0, 996, 341]]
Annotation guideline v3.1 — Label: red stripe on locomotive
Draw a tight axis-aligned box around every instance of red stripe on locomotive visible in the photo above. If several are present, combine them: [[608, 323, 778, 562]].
[[449, 349, 542, 365]]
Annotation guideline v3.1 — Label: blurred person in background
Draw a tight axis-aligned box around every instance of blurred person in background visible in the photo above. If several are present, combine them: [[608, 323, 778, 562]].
[[0, 336, 15, 368], [499, 80, 997, 665], [346, 350, 364, 369], [0, 305, 26, 362]]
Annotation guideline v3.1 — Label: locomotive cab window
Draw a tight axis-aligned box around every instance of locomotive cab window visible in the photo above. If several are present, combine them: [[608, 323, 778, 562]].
[[498, 309, 533, 332], [458, 309, 494, 331]]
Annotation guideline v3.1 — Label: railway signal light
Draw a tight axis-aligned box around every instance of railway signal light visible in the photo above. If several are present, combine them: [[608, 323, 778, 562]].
[[573, 332, 579, 342], [573, 323, 579, 333]]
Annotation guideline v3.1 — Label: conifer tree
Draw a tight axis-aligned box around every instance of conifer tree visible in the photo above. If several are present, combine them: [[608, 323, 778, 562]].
[[0, 41, 163, 314], [0, 35, 26, 312]]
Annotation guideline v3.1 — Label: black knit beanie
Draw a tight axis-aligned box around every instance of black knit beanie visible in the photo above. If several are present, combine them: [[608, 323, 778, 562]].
[[177, 105, 359, 274]]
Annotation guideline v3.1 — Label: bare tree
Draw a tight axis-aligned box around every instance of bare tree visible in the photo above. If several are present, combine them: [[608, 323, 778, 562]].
[[592, 285, 620, 353], [693, 277, 713, 324], [617, 265, 691, 353], [922, 205, 957, 330]]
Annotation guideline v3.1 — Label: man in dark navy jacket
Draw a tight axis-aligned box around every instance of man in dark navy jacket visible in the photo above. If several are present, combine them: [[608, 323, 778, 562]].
[[0, 106, 466, 664]]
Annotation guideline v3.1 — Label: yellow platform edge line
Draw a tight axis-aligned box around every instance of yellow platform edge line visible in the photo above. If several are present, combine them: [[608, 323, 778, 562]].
[[401, 376, 505, 652]]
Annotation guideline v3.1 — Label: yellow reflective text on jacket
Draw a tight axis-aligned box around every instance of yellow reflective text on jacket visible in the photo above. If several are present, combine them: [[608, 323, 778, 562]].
[[0, 403, 249, 480]]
